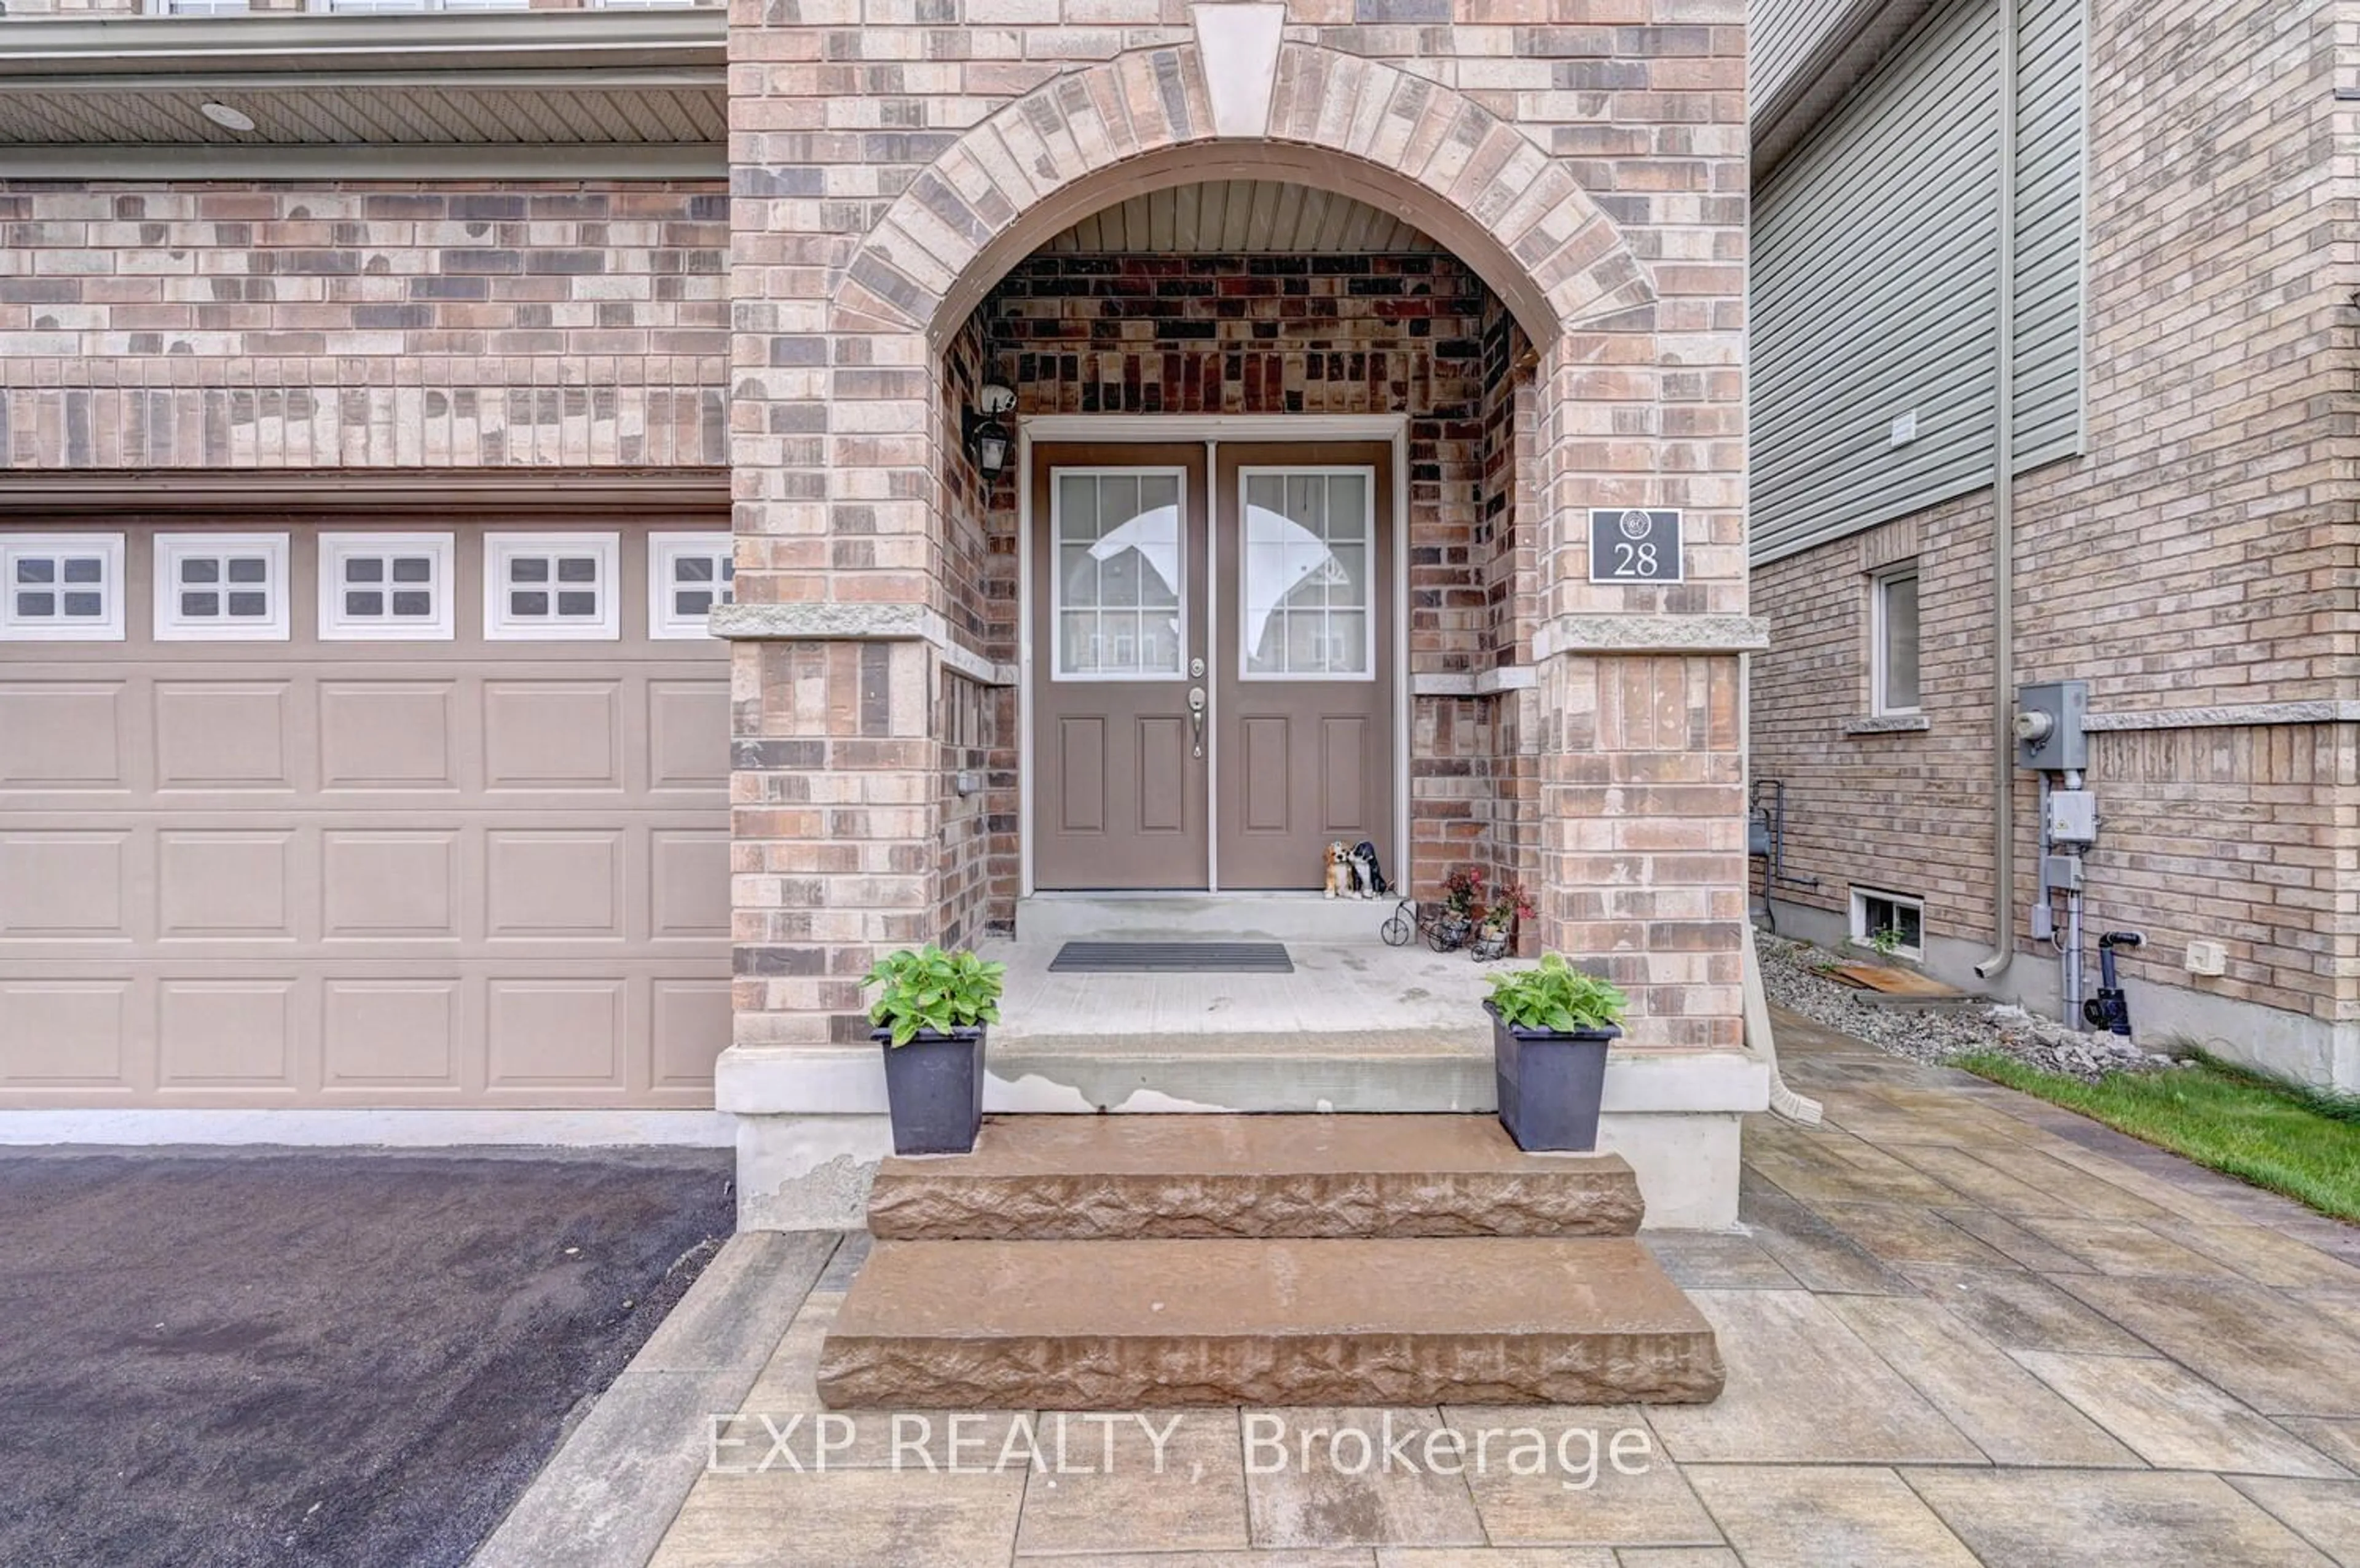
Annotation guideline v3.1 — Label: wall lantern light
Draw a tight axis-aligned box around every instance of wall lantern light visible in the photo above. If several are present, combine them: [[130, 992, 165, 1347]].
[[964, 382, 1017, 479]]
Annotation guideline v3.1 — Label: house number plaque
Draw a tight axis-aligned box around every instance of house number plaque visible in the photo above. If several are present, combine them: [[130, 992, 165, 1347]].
[[1587, 508, 1684, 584]]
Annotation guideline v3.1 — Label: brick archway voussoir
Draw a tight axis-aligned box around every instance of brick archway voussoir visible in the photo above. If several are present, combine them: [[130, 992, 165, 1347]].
[[831, 39, 1654, 352]]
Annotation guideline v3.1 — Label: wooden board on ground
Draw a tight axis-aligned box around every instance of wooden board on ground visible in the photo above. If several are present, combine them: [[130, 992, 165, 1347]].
[[1825, 963, 1971, 1000]]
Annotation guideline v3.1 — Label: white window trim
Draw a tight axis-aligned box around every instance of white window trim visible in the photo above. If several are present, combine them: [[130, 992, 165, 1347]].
[[482, 531, 621, 641], [647, 533, 734, 641], [154, 532, 291, 642], [1048, 466, 1190, 684], [318, 532, 456, 641], [1870, 563, 1921, 716], [1, 533, 126, 642], [1849, 885, 1927, 962], [1237, 464, 1379, 684]]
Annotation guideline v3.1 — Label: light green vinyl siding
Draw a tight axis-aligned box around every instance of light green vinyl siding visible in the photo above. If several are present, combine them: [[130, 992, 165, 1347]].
[[1749, 0, 2086, 563]]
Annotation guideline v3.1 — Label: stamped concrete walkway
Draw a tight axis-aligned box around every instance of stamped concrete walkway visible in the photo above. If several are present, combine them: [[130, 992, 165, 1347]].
[[640, 1009, 2360, 1567]]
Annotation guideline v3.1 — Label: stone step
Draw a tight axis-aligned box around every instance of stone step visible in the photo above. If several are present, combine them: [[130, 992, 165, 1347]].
[[816, 1236, 1725, 1408], [867, 1115, 1645, 1240]]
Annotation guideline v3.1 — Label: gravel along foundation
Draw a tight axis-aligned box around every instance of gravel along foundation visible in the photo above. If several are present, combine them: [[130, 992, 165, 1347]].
[[1755, 931, 2190, 1083]]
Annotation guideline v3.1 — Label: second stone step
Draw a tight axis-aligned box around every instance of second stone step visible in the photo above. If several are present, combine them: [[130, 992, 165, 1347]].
[[866, 1113, 1645, 1240]]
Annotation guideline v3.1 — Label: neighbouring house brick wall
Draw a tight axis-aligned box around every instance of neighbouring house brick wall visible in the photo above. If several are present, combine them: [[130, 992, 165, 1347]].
[[1753, 506, 2005, 951], [1748, 0, 2360, 1055], [0, 182, 728, 468], [1756, 498, 2360, 1040]]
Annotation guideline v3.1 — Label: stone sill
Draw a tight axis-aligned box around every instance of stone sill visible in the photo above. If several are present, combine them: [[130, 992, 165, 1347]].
[[2084, 700, 2360, 731], [1843, 713, 1932, 736], [1412, 666, 1538, 698], [1533, 613, 1771, 657]]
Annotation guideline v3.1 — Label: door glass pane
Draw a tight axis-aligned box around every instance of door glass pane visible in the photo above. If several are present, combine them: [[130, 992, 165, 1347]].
[[1055, 471, 1183, 677], [1060, 610, 1101, 673], [1242, 469, 1373, 678]]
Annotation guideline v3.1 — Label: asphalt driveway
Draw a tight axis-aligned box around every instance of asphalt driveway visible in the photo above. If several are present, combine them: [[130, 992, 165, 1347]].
[[0, 1145, 733, 1568]]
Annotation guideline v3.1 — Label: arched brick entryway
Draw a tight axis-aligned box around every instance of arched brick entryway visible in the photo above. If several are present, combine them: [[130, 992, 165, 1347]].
[[722, 19, 1754, 1056]]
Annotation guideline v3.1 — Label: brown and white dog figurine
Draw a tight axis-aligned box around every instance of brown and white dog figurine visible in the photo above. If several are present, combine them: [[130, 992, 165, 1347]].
[[1323, 841, 1356, 900]]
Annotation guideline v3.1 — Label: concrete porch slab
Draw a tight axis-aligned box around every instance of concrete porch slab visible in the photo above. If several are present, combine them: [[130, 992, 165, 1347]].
[[978, 936, 1497, 1051]]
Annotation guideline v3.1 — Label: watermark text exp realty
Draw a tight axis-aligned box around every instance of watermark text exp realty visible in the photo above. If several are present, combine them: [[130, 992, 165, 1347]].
[[709, 1412, 1654, 1490]]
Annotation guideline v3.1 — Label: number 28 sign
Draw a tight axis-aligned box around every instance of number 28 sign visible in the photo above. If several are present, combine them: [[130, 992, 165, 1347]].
[[1587, 508, 1683, 584]]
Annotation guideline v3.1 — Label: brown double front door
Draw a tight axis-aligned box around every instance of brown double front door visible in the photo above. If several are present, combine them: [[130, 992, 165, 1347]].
[[1031, 439, 1395, 892]]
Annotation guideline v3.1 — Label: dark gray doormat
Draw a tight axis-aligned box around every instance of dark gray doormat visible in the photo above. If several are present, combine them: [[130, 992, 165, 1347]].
[[1050, 941, 1294, 973]]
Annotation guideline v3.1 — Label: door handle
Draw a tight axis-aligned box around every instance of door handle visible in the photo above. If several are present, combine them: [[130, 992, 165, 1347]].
[[1187, 686, 1207, 759]]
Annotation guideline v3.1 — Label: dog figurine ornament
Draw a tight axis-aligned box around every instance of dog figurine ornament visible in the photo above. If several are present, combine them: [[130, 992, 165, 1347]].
[[1323, 842, 1357, 900], [1324, 841, 1379, 899]]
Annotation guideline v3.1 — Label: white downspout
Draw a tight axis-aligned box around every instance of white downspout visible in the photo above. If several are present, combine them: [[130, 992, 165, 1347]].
[[1740, 652, 1823, 1125], [1975, 0, 2021, 984]]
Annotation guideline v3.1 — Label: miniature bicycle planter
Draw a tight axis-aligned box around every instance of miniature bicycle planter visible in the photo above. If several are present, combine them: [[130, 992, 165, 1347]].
[[863, 944, 1004, 1156], [1484, 954, 1627, 1152], [1381, 898, 1477, 953], [1380, 871, 1532, 962]]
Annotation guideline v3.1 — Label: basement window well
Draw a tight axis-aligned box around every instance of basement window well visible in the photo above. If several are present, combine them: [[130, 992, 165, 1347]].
[[1850, 888, 1925, 960]]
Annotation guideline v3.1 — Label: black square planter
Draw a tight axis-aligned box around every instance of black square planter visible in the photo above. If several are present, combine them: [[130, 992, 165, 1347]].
[[1487, 1002, 1619, 1152], [875, 1025, 986, 1156]]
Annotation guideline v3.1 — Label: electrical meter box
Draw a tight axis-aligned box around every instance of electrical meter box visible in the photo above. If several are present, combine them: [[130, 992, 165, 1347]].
[[2015, 681, 2090, 770], [2045, 789, 2098, 847]]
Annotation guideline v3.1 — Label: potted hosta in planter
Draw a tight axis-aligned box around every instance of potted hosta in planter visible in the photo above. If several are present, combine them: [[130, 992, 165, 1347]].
[[1485, 954, 1627, 1152], [863, 944, 1004, 1156]]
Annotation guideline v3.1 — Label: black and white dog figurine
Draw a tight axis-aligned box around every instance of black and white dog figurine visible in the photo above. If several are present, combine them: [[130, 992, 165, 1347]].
[[1346, 842, 1382, 900]]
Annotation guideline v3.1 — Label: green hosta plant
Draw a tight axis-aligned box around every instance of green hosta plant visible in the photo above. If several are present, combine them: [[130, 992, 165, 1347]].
[[863, 945, 1006, 1048], [1487, 953, 1629, 1034], [1866, 924, 1904, 960]]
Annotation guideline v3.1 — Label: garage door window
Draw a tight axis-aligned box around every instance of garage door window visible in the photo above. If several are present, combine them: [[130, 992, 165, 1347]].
[[2, 534, 125, 641], [155, 533, 290, 641], [484, 533, 620, 640], [648, 534, 734, 639], [320, 533, 455, 640]]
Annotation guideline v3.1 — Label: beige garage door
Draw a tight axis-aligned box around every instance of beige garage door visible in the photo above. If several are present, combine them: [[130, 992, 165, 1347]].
[[0, 520, 733, 1108]]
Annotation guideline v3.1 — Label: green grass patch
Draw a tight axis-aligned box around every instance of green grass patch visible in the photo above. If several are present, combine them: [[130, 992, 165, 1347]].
[[1955, 1051, 2360, 1225]]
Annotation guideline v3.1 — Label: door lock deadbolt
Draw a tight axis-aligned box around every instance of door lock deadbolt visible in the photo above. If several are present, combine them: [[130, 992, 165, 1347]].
[[1189, 657, 1206, 679]]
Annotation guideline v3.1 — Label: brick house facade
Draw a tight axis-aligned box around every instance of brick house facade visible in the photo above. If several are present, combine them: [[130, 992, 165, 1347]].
[[0, 1, 1765, 1227], [1746, 0, 2359, 1090]]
